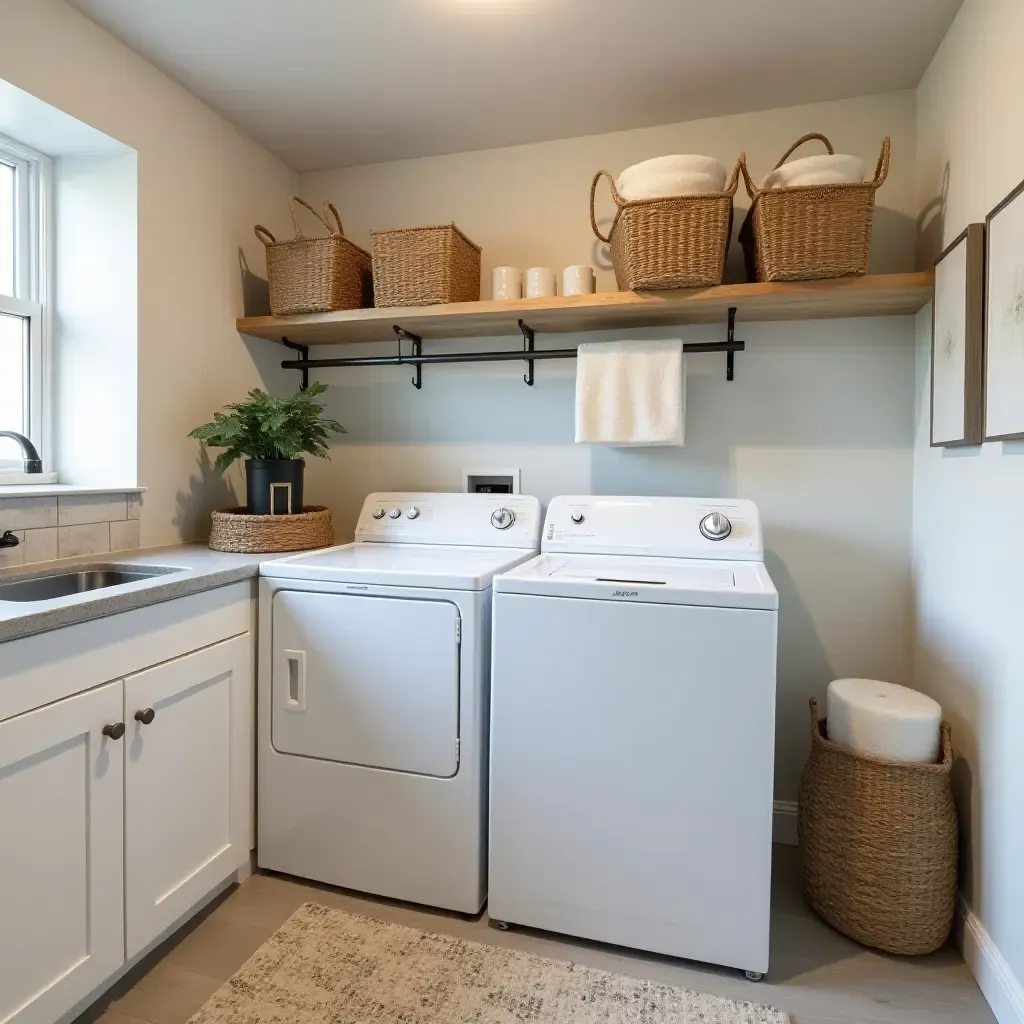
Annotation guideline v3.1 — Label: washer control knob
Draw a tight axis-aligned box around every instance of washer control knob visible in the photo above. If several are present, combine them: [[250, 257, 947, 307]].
[[699, 511, 732, 541], [570, 511, 585, 525], [491, 508, 515, 530], [406, 506, 420, 520], [388, 507, 402, 519], [372, 506, 386, 520]]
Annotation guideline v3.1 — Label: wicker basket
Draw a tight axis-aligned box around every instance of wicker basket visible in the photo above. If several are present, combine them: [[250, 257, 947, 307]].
[[738, 134, 890, 282], [208, 506, 333, 554], [255, 197, 372, 315], [589, 160, 741, 290], [798, 698, 957, 955], [370, 223, 481, 306]]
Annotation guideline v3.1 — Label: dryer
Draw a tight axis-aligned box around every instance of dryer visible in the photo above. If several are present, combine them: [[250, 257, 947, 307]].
[[489, 495, 778, 977], [259, 492, 540, 913]]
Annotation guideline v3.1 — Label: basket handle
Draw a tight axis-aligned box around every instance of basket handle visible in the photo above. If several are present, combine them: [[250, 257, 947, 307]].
[[808, 697, 822, 738], [322, 201, 345, 236], [254, 224, 277, 246], [738, 152, 760, 201], [774, 132, 834, 169], [288, 195, 335, 240], [590, 170, 625, 244], [870, 137, 891, 189]]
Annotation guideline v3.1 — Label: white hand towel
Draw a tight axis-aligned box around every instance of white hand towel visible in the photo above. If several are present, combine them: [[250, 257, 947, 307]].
[[575, 339, 685, 446]]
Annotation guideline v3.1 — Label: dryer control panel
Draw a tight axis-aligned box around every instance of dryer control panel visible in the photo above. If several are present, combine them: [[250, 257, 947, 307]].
[[543, 495, 763, 561], [355, 492, 542, 548]]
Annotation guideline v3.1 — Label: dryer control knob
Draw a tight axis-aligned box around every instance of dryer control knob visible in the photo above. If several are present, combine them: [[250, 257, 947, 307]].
[[570, 511, 585, 524], [491, 508, 515, 530], [388, 507, 402, 519], [372, 506, 386, 520], [406, 506, 420, 520], [699, 511, 732, 541]]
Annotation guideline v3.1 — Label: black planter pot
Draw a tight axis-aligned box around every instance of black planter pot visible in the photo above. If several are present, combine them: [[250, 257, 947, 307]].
[[246, 459, 305, 515]]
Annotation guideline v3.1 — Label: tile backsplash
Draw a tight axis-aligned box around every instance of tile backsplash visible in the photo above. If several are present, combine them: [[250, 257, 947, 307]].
[[0, 492, 142, 569]]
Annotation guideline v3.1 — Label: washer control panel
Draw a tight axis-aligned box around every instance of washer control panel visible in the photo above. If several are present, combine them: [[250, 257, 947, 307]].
[[544, 496, 763, 560], [356, 492, 541, 548]]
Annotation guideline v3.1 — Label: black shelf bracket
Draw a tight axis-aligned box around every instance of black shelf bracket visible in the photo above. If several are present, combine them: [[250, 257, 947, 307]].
[[519, 319, 536, 386], [726, 307, 739, 382], [394, 326, 423, 389], [281, 337, 309, 390]]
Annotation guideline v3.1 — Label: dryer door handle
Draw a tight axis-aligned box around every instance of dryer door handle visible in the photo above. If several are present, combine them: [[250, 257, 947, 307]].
[[284, 650, 307, 712]]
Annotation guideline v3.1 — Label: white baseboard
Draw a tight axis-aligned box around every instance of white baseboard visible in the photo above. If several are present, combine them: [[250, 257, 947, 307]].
[[773, 800, 799, 846], [958, 897, 1024, 1024]]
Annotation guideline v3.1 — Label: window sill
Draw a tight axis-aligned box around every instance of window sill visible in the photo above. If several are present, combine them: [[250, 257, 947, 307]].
[[0, 472, 59, 486], [0, 482, 145, 497]]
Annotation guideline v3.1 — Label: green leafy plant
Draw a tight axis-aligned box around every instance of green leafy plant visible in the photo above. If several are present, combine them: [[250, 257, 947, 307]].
[[188, 382, 346, 472]]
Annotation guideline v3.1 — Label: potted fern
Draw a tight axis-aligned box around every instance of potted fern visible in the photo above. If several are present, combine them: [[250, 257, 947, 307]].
[[189, 382, 345, 515]]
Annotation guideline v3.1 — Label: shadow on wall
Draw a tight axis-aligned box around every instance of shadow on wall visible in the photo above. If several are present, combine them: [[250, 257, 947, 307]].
[[916, 163, 950, 270], [173, 447, 241, 542], [239, 248, 271, 318]]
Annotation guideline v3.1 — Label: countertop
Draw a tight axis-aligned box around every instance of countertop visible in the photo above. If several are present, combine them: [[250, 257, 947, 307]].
[[0, 545, 265, 644]]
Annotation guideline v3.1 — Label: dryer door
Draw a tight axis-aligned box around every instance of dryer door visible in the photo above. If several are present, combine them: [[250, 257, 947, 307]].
[[272, 591, 460, 777]]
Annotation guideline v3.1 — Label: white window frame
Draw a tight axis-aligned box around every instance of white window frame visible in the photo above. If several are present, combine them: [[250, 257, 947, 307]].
[[0, 133, 54, 483]]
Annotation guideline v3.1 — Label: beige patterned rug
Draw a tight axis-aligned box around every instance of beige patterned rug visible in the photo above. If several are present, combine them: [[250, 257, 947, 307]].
[[188, 903, 789, 1023]]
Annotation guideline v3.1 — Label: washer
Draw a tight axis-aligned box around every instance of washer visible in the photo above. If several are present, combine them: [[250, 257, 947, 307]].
[[259, 491, 540, 913], [489, 495, 778, 977]]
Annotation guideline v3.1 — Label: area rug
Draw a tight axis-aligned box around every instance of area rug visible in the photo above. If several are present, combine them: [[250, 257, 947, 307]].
[[188, 903, 789, 1023]]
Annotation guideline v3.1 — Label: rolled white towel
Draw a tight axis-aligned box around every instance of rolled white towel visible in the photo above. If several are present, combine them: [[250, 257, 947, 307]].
[[826, 678, 942, 763], [618, 155, 727, 200], [761, 153, 865, 190]]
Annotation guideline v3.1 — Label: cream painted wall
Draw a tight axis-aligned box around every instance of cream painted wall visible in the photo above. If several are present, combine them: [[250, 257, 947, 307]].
[[0, 0, 297, 544], [914, 0, 1024, 1009], [295, 93, 920, 806]]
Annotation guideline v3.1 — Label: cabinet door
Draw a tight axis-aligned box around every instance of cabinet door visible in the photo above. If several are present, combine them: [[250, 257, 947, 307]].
[[0, 682, 124, 1024], [124, 634, 250, 958]]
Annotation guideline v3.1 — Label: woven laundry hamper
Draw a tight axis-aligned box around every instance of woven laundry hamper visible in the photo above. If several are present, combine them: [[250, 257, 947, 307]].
[[738, 134, 890, 282], [798, 698, 957, 955], [255, 197, 372, 315], [589, 159, 741, 290], [208, 506, 333, 554]]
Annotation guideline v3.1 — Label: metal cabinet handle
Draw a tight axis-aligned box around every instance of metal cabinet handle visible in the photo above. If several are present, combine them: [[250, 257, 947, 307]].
[[102, 722, 126, 740], [134, 708, 156, 725]]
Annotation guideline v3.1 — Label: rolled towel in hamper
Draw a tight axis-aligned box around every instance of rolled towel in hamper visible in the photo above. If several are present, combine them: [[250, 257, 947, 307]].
[[617, 154, 728, 200], [826, 678, 941, 763]]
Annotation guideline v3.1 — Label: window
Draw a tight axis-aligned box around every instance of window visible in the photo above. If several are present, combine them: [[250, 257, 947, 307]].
[[0, 135, 50, 479]]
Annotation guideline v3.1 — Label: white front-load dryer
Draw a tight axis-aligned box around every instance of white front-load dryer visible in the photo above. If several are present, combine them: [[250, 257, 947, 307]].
[[259, 492, 540, 913], [489, 496, 778, 976]]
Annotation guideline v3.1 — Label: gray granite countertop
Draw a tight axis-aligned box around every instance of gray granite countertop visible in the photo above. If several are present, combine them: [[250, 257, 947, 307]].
[[0, 545, 265, 644]]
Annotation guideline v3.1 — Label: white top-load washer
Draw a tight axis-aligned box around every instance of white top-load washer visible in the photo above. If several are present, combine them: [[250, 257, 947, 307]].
[[488, 496, 778, 978], [259, 492, 540, 913]]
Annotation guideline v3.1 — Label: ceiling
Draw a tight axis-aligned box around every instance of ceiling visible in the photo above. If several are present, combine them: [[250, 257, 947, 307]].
[[69, 0, 962, 171]]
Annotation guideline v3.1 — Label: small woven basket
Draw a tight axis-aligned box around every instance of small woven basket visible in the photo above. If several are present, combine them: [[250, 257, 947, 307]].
[[738, 134, 890, 282], [798, 698, 957, 955], [589, 160, 740, 290], [208, 506, 333, 554], [255, 197, 372, 315], [370, 223, 481, 306]]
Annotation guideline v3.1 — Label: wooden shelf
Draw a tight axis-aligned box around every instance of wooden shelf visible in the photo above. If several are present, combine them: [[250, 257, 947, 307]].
[[236, 272, 934, 346]]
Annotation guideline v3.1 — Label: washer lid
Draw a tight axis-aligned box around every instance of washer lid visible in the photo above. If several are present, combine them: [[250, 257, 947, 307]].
[[494, 553, 778, 610], [261, 542, 539, 591]]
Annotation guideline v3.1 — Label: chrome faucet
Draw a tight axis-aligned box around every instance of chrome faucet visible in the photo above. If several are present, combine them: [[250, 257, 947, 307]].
[[0, 430, 42, 473]]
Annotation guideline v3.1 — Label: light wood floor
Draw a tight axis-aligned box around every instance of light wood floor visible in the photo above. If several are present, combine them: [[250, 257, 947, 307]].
[[79, 847, 994, 1024]]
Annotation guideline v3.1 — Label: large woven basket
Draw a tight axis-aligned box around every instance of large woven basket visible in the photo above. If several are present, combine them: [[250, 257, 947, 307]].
[[738, 134, 890, 282], [798, 698, 957, 955], [370, 223, 481, 306], [255, 197, 372, 315], [589, 160, 740, 290], [208, 506, 333, 554]]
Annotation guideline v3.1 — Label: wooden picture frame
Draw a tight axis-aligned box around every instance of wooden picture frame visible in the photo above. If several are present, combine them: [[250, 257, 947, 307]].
[[984, 178, 1024, 441], [931, 224, 985, 447]]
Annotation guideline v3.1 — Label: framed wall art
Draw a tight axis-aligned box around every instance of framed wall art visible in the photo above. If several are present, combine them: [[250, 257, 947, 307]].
[[931, 224, 985, 446], [984, 179, 1024, 441]]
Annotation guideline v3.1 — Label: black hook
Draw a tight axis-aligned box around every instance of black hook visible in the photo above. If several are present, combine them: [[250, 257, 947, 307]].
[[394, 326, 423, 389], [281, 338, 310, 390], [519, 319, 535, 386]]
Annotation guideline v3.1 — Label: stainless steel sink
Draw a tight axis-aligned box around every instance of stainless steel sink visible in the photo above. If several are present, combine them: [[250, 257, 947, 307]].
[[0, 564, 183, 603]]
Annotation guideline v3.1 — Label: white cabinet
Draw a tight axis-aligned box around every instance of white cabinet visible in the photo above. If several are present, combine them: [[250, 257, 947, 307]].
[[124, 635, 250, 957], [0, 682, 125, 1024]]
